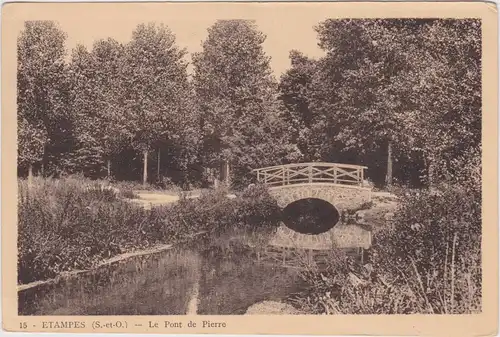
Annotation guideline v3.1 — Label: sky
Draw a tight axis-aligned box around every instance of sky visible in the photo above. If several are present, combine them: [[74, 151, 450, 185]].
[[28, 4, 330, 78], [10, 2, 487, 77]]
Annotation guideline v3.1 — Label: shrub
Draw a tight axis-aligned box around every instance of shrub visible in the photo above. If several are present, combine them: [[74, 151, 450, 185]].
[[371, 182, 481, 314], [82, 183, 120, 202], [146, 184, 282, 249]]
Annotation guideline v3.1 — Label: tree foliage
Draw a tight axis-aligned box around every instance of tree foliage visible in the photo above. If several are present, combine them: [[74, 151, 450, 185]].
[[17, 19, 481, 190], [278, 19, 481, 187], [193, 20, 299, 187], [278, 50, 319, 161], [17, 116, 47, 174], [17, 21, 70, 176], [68, 39, 127, 177], [121, 23, 190, 153]]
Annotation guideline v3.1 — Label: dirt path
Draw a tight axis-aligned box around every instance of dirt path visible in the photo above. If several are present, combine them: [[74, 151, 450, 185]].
[[127, 191, 236, 209]]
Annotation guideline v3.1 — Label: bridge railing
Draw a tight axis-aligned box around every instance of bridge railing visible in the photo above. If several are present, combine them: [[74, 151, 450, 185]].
[[253, 162, 368, 187]]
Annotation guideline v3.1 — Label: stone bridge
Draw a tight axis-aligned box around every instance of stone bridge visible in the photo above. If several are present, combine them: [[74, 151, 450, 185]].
[[253, 162, 373, 251], [269, 183, 372, 211]]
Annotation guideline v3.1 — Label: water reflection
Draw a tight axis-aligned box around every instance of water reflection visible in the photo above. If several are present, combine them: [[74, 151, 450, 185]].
[[19, 222, 371, 316], [18, 244, 304, 315]]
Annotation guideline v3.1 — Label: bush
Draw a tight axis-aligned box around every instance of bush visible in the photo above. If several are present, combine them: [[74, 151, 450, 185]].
[[147, 184, 281, 248], [18, 178, 281, 284], [372, 182, 481, 314]]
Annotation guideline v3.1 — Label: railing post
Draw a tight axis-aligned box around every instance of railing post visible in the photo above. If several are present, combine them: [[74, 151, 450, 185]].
[[360, 168, 364, 186], [282, 167, 286, 186], [309, 165, 313, 183], [334, 165, 338, 184]]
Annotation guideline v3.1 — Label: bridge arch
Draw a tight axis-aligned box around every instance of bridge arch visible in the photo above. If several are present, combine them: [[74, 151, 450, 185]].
[[253, 162, 373, 250], [282, 197, 340, 234]]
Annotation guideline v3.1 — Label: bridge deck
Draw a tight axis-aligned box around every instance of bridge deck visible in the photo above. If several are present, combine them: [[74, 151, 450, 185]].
[[253, 162, 368, 188]]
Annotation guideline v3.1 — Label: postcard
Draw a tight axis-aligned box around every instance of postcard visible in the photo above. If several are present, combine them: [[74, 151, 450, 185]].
[[2, 2, 498, 335]]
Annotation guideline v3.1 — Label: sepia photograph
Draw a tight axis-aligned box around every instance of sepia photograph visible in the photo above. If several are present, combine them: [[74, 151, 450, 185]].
[[2, 1, 498, 335]]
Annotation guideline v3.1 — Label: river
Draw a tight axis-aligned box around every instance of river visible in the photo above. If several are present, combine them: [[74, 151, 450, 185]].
[[18, 192, 393, 315], [18, 242, 308, 315]]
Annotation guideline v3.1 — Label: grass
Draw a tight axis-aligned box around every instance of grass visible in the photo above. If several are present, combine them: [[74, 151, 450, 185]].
[[17, 176, 281, 285]]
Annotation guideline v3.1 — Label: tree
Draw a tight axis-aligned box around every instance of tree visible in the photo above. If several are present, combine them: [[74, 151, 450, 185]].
[[68, 39, 128, 178], [120, 23, 191, 185], [17, 116, 47, 182], [17, 21, 70, 177], [312, 19, 431, 187], [278, 50, 319, 161], [410, 19, 481, 186], [193, 20, 298, 188]]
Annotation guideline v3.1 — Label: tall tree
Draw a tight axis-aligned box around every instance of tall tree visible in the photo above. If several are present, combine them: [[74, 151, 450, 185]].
[[311, 19, 431, 187], [120, 23, 191, 185], [193, 20, 298, 188], [69, 39, 128, 178], [17, 21, 70, 177], [278, 50, 319, 161], [410, 19, 481, 186]]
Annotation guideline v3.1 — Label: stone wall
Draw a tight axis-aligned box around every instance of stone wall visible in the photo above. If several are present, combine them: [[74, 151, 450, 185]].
[[269, 183, 372, 211], [267, 184, 373, 250]]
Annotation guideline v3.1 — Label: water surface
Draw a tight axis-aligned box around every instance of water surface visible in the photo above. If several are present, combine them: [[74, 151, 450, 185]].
[[19, 245, 306, 315]]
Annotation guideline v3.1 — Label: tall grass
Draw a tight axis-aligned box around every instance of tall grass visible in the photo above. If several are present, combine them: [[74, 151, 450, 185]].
[[18, 177, 151, 284], [18, 177, 281, 285]]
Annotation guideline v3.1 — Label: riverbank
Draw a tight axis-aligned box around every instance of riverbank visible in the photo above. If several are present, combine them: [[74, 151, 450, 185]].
[[288, 183, 482, 314], [355, 191, 398, 231], [17, 177, 281, 285], [127, 190, 237, 210], [17, 230, 209, 292]]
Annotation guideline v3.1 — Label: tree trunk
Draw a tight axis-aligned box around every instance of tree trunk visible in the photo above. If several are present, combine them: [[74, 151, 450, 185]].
[[143, 150, 148, 186], [224, 160, 230, 187], [385, 141, 393, 188], [428, 156, 435, 190], [157, 148, 161, 183], [422, 155, 428, 187], [107, 159, 111, 179], [41, 143, 48, 177], [28, 164, 33, 186]]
